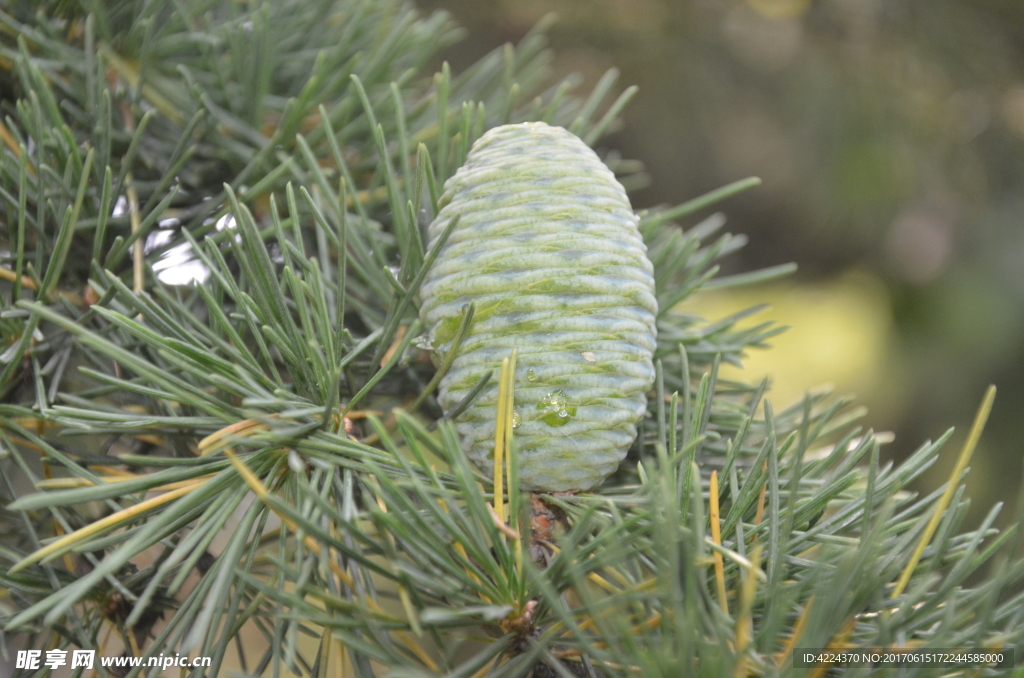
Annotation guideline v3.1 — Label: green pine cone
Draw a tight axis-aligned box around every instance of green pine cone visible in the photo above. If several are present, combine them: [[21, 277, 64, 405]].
[[419, 122, 658, 491]]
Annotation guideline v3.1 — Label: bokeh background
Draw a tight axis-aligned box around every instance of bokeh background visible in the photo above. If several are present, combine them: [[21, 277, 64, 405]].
[[417, 0, 1024, 527]]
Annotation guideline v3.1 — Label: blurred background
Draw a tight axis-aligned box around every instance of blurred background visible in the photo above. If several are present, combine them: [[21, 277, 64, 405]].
[[417, 0, 1024, 527]]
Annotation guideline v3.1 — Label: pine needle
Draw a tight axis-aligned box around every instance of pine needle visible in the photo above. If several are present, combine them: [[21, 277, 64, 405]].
[[439, 496, 490, 598], [409, 301, 476, 411], [99, 45, 185, 124], [891, 385, 996, 599], [9, 479, 206, 573], [0, 118, 22, 157], [754, 460, 768, 528], [0, 266, 36, 289], [224, 449, 353, 588], [492, 348, 517, 524], [807, 618, 856, 678], [126, 174, 144, 294], [199, 418, 272, 455], [732, 545, 761, 678], [380, 324, 408, 367], [487, 502, 522, 539], [776, 596, 813, 668], [710, 470, 729, 616]]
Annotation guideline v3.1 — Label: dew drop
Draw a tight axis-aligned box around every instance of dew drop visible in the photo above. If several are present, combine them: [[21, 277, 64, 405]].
[[536, 389, 577, 427], [526, 367, 537, 382], [511, 410, 521, 428]]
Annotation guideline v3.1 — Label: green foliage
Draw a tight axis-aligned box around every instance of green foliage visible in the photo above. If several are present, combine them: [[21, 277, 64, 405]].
[[1, 1, 1022, 677]]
